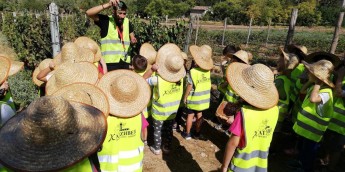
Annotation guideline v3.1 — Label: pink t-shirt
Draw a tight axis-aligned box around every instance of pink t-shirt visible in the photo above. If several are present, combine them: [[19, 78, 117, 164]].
[[229, 111, 245, 148], [141, 113, 149, 131]]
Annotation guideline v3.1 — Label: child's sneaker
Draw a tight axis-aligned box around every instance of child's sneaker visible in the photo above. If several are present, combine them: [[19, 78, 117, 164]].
[[149, 146, 161, 155], [182, 132, 192, 140], [144, 140, 148, 146]]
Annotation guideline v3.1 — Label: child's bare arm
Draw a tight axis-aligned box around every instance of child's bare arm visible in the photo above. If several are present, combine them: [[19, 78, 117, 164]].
[[183, 84, 192, 104], [37, 61, 55, 82], [309, 84, 322, 103]]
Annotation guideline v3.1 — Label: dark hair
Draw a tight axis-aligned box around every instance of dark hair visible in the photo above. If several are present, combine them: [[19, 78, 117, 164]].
[[132, 55, 147, 72], [113, 0, 127, 11], [223, 45, 240, 56], [223, 99, 247, 116]]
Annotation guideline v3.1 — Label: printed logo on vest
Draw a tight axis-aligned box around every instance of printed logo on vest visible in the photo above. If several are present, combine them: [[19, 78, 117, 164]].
[[252, 119, 272, 140], [108, 122, 137, 142], [162, 84, 181, 96], [196, 73, 210, 84]]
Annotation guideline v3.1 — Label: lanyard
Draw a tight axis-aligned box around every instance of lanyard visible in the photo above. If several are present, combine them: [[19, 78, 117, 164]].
[[116, 26, 128, 61]]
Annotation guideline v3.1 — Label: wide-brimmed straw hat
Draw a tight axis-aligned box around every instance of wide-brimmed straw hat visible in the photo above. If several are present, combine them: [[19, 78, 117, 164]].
[[0, 96, 107, 172], [32, 58, 53, 86], [74, 36, 102, 62], [156, 43, 186, 82], [232, 50, 251, 64], [54, 42, 94, 65], [97, 70, 151, 117], [189, 45, 214, 70], [0, 55, 23, 77], [304, 52, 341, 69], [52, 83, 110, 117], [279, 47, 299, 70], [140, 43, 157, 65], [286, 44, 308, 60], [45, 62, 99, 95], [302, 60, 335, 88], [226, 62, 278, 109]]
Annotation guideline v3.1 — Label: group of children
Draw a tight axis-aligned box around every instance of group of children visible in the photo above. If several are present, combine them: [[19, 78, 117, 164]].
[[1, 37, 345, 172]]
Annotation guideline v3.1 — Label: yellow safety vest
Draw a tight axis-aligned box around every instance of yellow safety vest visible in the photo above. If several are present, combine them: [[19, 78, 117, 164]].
[[101, 17, 130, 64], [137, 71, 149, 118], [329, 80, 345, 135], [222, 84, 239, 103], [152, 76, 183, 121], [62, 158, 94, 172], [275, 75, 292, 122], [187, 68, 211, 111], [293, 87, 333, 142], [290, 64, 305, 102], [230, 105, 278, 172], [98, 115, 144, 172]]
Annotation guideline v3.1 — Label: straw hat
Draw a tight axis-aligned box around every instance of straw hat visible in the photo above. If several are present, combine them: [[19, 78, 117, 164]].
[[140, 43, 157, 65], [74, 36, 102, 62], [52, 83, 110, 117], [304, 52, 341, 69], [181, 52, 188, 60], [0, 96, 107, 172], [286, 44, 308, 60], [0, 56, 11, 84], [189, 45, 214, 70], [156, 43, 186, 82], [302, 60, 335, 88], [226, 62, 278, 109], [0, 55, 23, 77], [232, 50, 251, 64], [97, 70, 151, 117], [279, 47, 299, 70], [32, 58, 53, 86], [54, 42, 94, 65], [45, 62, 99, 95]]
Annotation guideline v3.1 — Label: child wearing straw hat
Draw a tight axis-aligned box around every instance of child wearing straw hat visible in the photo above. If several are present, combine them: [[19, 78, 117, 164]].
[[216, 50, 252, 132], [292, 59, 335, 172], [182, 45, 213, 140], [0, 96, 107, 172], [220, 62, 279, 172], [143, 43, 186, 155], [97, 70, 151, 171]]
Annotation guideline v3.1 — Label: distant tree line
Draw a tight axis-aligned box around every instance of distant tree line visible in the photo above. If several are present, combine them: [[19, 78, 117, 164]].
[[0, 0, 344, 26]]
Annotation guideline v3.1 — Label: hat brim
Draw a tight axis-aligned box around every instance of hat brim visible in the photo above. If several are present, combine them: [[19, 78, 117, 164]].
[[227, 63, 279, 109], [0, 101, 107, 172], [216, 101, 227, 118], [97, 70, 151, 117], [140, 43, 157, 65], [302, 61, 335, 88], [8, 60, 24, 76], [45, 62, 99, 95], [286, 44, 307, 60], [189, 45, 214, 70], [304, 52, 341, 69], [0, 57, 11, 84], [52, 83, 110, 118], [32, 58, 53, 86]]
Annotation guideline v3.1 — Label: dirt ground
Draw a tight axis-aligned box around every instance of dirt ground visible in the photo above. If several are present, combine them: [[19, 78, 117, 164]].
[[142, 90, 345, 172]]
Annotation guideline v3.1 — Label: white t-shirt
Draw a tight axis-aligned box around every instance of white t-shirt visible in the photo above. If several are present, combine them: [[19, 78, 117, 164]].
[[316, 92, 330, 117]]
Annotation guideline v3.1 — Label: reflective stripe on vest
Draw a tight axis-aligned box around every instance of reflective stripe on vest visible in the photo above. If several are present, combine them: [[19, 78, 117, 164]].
[[275, 75, 291, 122], [230, 105, 278, 172], [187, 68, 211, 111], [152, 76, 183, 120], [98, 115, 143, 172], [293, 87, 333, 142], [222, 84, 239, 103], [329, 80, 345, 135], [290, 64, 304, 102], [101, 17, 130, 63]]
